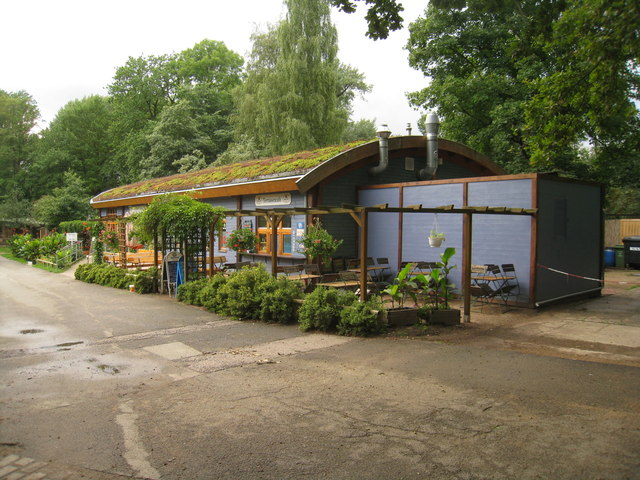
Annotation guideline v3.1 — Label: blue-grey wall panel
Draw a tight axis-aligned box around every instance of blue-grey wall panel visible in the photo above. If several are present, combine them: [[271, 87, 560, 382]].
[[468, 180, 533, 303], [536, 179, 602, 304], [402, 184, 464, 288], [358, 187, 401, 272]]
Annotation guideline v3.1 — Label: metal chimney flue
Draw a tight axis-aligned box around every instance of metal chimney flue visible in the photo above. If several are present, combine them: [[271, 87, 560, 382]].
[[369, 124, 392, 175], [406, 123, 412, 135], [417, 113, 440, 180]]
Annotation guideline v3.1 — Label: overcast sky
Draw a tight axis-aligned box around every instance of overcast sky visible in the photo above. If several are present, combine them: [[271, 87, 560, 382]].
[[2, 0, 429, 136]]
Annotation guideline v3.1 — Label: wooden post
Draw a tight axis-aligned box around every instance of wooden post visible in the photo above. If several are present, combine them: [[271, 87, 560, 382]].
[[209, 216, 220, 277], [359, 210, 368, 302], [270, 214, 279, 277], [153, 227, 158, 269], [463, 212, 472, 323]]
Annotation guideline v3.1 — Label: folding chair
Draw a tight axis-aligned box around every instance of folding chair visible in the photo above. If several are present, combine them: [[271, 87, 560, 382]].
[[501, 264, 521, 302], [376, 257, 391, 282], [283, 264, 302, 279], [339, 270, 360, 291], [331, 257, 345, 273], [346, 258, 359, 270]]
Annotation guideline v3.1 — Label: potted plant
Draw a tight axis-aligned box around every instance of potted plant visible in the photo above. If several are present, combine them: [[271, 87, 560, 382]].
[[227, 228, 257, 253], [416, 247, 460, 325], [382, 263, 420, 326], [299, 219, 343, 264], [428, 229, 445, 248]]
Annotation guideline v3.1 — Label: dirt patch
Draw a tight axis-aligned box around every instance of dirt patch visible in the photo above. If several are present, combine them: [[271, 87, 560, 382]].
[[386, 268, 640, 366]]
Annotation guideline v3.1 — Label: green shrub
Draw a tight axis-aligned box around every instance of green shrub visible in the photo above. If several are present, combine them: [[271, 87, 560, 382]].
[[21, 238, 42, 261], [94, 264, 129, 289], [134, 267, 158, 294], [177, 278, 210, 305], [200, 274, 229, 311], [39, 233, 66, 257], [59, 220, 87, 233], [74, 263, 155, 293], [298, 287, 357, 332], [216, 266, 273, 319], [8, 233, 33, 258], [258, 276, 304, 324], [337, 296, 386, 337]]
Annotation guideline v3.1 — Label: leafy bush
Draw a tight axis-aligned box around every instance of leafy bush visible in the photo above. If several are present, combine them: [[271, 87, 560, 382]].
[[134, 267, 158, 294], [21, 238, 42, 261], [199, 274, 229, 311], [176, 267, 302, 324], [216, 265, 273, 319], [298, 287, 357, 332], [177, 278, 210, 305], [337, 296, 386, 337], [8, 233, 33, 258], [39, 233, 67, 257], [258, 275, 304, 324], [59, 220, 87, 233], [74, 263, 154, 293]]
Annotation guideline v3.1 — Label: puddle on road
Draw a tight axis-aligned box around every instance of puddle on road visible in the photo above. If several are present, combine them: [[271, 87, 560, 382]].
[[18, 352, 161, 381], [97, 364, 121, 375], [20, 329, 44, 334]]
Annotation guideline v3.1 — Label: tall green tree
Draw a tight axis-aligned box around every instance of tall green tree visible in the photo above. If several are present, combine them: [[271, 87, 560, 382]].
[[407, 0, 565, 174], [525, 0, 640, 180], [231, 0, 368, 156], [26, 96, 114, 196], [0, 89, 40, 199], [330, 0, 404, 39], [406, 0, 639, 181], [32, 171, 92, 228], [108, 40, 243, 181]]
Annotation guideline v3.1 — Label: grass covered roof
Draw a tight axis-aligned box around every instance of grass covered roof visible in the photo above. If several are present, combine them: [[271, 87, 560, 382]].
[[92, 140, 370, 203]]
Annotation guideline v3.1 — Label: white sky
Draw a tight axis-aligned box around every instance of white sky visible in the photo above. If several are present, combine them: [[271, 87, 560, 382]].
[[1, 0, 429, 136]]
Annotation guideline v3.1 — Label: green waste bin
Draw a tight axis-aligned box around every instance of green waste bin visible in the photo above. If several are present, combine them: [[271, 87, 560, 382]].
[[614, 245, 625, 268]]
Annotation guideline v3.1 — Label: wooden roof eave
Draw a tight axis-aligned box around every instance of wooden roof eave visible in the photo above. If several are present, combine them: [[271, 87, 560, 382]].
[[220, 204, 537, 218]]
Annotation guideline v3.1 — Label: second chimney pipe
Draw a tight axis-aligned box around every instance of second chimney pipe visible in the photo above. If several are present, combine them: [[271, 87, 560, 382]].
[[417, 113, 440, 180]]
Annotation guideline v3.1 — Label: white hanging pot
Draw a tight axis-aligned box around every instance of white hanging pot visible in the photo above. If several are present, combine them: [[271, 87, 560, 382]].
[[428, 235, 445, 248]]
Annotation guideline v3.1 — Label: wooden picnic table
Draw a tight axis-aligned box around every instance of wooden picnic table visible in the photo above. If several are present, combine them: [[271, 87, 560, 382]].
[[316, 280, 360, 289]]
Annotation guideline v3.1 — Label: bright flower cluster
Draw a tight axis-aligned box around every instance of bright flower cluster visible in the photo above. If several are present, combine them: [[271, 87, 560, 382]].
[[227, 228, 258, 253], [299, 219, 342, 262]]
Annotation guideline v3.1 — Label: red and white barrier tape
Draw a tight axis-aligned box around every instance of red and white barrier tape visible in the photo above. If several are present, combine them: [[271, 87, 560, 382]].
[[537, 264, 604, 284]]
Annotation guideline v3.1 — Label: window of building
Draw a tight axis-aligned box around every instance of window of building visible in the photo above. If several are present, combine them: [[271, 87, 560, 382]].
[[256, 215, 293, 255]]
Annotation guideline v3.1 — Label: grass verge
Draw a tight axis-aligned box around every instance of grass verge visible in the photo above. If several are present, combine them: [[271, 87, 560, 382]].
[[0, 246, 66, 273]]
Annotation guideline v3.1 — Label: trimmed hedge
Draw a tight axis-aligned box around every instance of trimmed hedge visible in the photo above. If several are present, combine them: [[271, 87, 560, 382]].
[[75, 264, 158, 293]]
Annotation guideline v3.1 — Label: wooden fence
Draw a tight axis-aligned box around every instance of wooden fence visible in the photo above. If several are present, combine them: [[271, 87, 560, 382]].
[[605, 219, 640, 246]]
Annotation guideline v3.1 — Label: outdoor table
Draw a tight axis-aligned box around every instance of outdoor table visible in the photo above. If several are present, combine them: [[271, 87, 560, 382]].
[[316, 280, 360, 290]]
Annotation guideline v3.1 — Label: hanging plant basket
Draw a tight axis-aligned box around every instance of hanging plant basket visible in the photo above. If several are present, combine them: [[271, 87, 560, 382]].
[[429, 214, 445, 248], [428, 235, 445, 248]]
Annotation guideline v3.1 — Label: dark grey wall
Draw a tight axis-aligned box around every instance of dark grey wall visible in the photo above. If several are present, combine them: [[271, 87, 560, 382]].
[[536, 179, 602, 305]]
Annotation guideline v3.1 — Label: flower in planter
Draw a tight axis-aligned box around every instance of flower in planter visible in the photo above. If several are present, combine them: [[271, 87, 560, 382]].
[[299, 219, 342, 262], [227, 228, 257, 253]]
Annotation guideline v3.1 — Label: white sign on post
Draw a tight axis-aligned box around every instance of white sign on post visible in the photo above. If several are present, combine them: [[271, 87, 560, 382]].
[[66, 232, 78, 242]]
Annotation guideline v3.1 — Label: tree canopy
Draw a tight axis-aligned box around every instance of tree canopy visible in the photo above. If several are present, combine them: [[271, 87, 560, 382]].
[[0, 89, 39, 200], [108, 39, 243, 181], [230, 0, 370, 157], [406, 0, 640, 184], [330, 0, 405, 39]]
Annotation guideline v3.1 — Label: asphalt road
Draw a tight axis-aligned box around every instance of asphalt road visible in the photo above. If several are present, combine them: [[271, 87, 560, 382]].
[[1, 257, 639, 479]]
